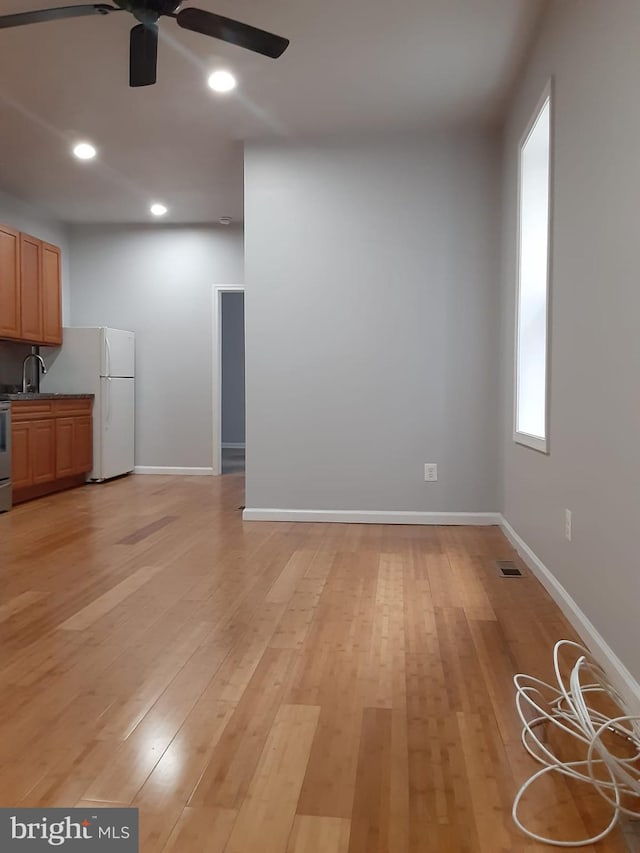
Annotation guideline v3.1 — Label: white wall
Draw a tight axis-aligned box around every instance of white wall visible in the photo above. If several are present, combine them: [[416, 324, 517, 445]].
[[244, 133, 500, 513], [68, 225, 243, 470], [500, 0, 640, 681], [0, 189, 70, 387]]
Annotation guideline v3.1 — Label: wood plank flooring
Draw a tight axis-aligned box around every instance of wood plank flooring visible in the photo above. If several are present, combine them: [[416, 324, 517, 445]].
[[0, 474, 631, 852]]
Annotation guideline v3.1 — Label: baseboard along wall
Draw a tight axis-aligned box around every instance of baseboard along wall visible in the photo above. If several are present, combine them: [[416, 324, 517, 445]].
[[242, 508, 501, 525], [134, 466, 214, 476]]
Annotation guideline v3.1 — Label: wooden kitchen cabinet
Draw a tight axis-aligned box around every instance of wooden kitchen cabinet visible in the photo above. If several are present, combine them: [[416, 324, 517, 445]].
[[42, 242, 62, 345], [11, 419, 56, 488], [11, 422, 31, 489], [0, 224, 21, 340], [20, 232, 43, 343], [31, 420, 56, 484], [0, 224, 62, 345], [55, 418, 74, 478], [11, 397, 93, 504], [56, 415, 92, 478], [73, 416, 93, 472]]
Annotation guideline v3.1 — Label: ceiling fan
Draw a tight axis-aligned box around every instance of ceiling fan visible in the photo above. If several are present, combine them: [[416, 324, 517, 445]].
[[0, 0, 289, 87]]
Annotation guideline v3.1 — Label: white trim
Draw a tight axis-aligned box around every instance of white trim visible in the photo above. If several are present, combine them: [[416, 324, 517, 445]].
[[513, 78, 553, 456], [242, 509, 501, 525], [212, 285, 245, 476], [222, 442, 246, 449], [134, 466, 214, 476], [514, 432, 548, 454], [499, 514, 640, 714]]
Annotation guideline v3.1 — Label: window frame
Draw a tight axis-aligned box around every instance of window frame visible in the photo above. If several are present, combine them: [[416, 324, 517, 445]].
[[513, 78, 554, 454]]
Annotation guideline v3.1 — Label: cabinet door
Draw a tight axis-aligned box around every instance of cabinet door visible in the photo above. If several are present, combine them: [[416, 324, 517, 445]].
[[19, 233, 43, 343], [73, 416, 93, 474], [56, 415, 92, 477], [11, 422, 32, 489], [55, 418, 74, 478], [31, 419, 56, 484], [0, 225, 21, 340], [42, 242, 62, 345]]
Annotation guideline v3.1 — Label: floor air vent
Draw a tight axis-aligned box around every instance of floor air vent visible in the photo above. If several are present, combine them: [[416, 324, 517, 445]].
[[496, 560, 523, 578]]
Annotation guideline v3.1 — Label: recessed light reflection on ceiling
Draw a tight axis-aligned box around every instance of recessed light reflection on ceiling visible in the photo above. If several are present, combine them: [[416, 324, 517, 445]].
[[207, 69, 237, 93], [150, 202, 168, 217], [72, 141, 97, 161]]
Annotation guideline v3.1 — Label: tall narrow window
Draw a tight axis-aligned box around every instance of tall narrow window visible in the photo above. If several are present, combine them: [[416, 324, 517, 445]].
[[515, 83, 552, 453]]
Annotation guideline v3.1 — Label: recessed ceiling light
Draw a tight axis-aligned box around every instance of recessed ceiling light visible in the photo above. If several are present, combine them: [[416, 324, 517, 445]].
[[208, 69, 237, 93], [72, 141, 97, 161], [150, 202, 168, 217]]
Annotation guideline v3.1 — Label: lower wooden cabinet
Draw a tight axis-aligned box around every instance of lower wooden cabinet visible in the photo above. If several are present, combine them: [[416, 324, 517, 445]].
[[55, 418, 74, 478], [73, 416, 93, 473], [55, 415, 92, 478], [11, 419, 56, 487], [11, 422, 32, 490], [32, 419, 56, 484], [11, 398, 93, 503]]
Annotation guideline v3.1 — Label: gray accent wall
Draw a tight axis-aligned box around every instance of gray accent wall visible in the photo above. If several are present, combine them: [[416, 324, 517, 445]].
[[221, 291, 245, 445], [500, 1, 640, 681], [244, 134, 500, 512], [67, 224, 244, 470]]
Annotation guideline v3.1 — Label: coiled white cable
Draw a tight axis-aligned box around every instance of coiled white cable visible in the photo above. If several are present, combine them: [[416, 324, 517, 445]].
[[513, 640, 640, 847]]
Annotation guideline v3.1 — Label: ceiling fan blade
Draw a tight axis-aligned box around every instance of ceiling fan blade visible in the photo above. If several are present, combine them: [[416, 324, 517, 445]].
[[176, 8, 289, 59], [130, 23, 158, 87], [0, 4, 118, 30]]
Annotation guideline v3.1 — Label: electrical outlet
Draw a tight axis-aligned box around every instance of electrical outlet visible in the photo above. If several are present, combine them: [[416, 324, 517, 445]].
[[424, 463, 438, 482], [565, 509, 572, 542]]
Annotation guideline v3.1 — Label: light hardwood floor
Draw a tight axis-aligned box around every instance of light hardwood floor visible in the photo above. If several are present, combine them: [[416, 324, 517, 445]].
[[0, 474, 631, 852]]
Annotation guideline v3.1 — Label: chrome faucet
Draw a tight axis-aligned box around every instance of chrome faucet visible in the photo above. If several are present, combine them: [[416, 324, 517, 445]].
[[22, 353, 48, 393]]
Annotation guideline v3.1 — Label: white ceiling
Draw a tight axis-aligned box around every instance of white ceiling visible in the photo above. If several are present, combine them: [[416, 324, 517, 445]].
[[0, 0, 546, 224]]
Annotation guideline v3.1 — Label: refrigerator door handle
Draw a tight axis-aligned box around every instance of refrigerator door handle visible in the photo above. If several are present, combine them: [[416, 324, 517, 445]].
[[105, 335, 112, 378], [106, 377, 112, 426]]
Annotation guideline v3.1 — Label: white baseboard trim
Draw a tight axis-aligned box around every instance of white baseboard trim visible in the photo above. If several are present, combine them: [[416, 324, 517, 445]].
[[499, 514, 640, 714], [242, 509, 501, 525], [134, 466, 214, 476], [221, 443, 246, 449]]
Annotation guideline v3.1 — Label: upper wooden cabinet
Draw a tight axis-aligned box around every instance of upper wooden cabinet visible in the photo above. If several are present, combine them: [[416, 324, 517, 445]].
[[0, 224, 20, 339], [0, 225, 62, 346], [20, 232, 43, 343], [42, 243, 62, 345]]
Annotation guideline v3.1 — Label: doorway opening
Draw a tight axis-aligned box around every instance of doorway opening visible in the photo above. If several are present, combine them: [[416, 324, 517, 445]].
[[213, 286, 245, 476]]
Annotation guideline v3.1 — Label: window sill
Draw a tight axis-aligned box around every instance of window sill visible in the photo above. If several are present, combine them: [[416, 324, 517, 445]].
[[514, 431, 549, 454]]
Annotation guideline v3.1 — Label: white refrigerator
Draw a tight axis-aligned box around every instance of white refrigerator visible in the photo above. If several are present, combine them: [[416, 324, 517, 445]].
[[42, 327, 135, 481]]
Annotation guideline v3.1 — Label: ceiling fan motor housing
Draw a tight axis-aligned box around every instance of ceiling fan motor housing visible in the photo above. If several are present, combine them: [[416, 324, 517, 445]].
[[150, 0, 182, 13], [115, 0, 181, 15]]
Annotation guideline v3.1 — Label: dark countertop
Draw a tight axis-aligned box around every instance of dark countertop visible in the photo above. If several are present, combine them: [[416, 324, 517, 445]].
[[0, 393, 94, 401]]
